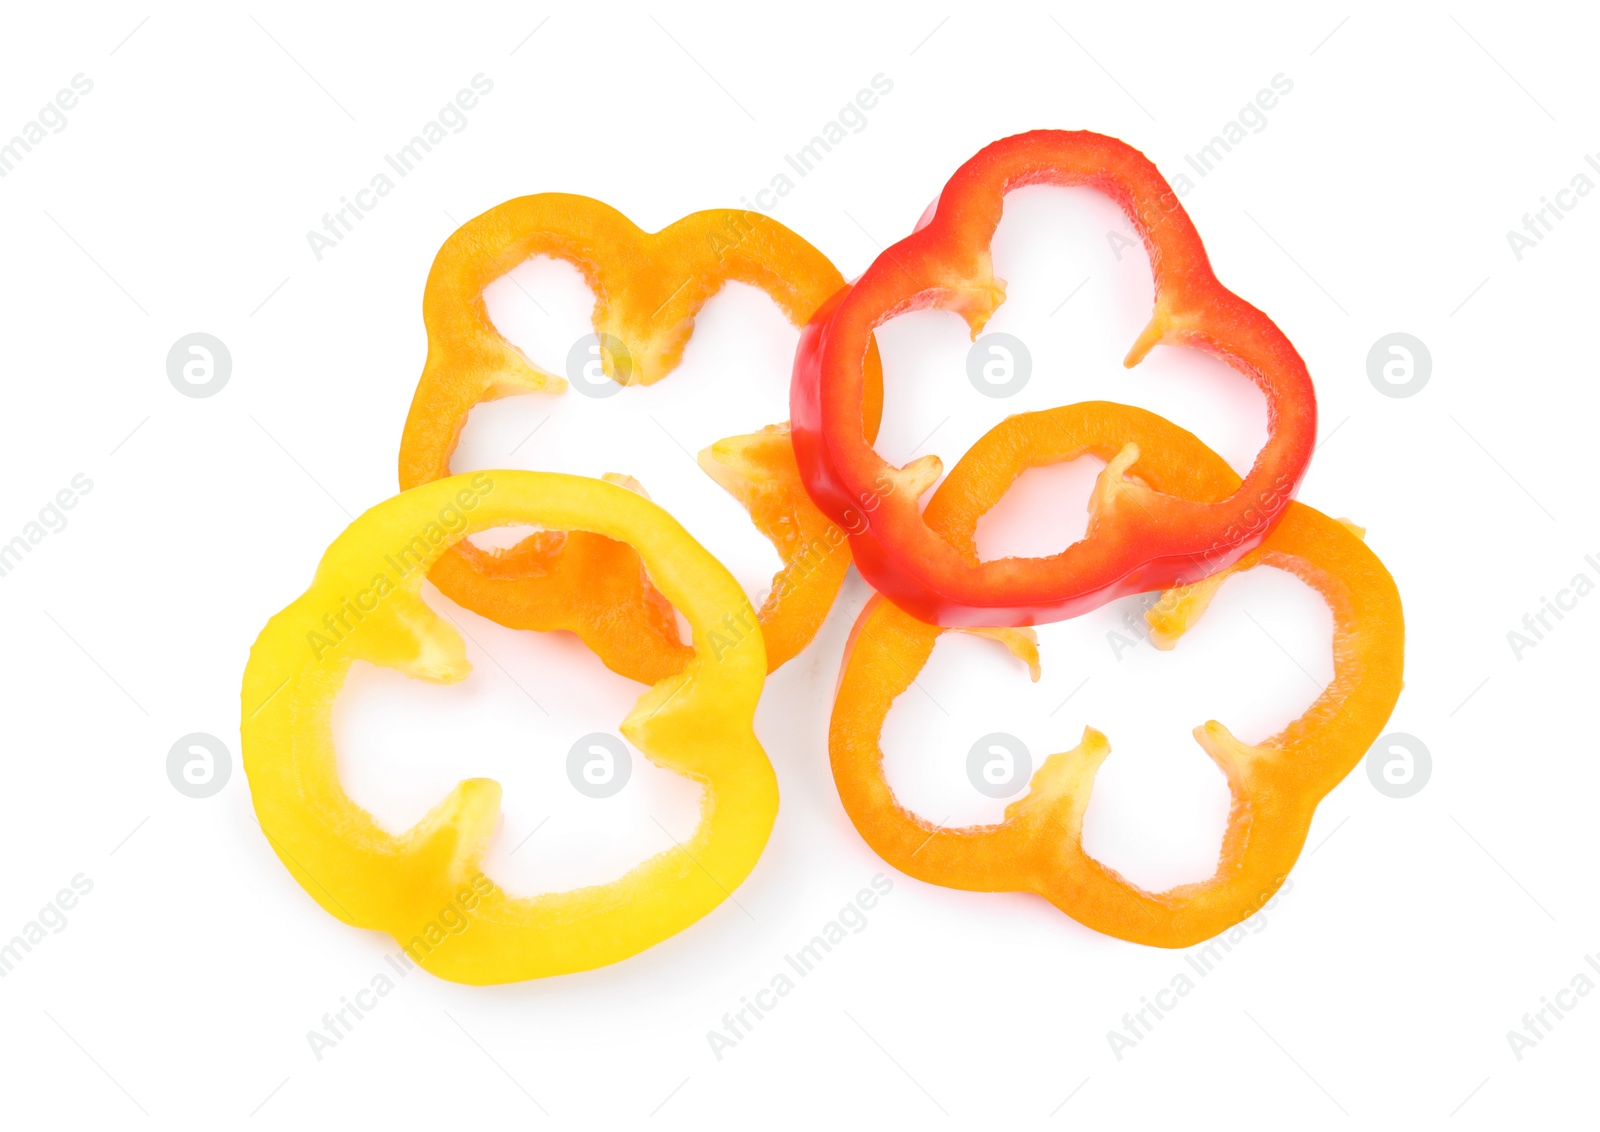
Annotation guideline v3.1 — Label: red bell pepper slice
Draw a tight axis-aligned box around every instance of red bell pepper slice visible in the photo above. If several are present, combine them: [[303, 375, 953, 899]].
[[790, 129, 1318, 627]]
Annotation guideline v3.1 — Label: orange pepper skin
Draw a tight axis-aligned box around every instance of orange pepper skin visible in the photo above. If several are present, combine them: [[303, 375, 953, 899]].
[[240, 471, 776, 985], [829, 404, 1402, 947], [399, 195, 882, 685], [792, 131, 1318, 627]]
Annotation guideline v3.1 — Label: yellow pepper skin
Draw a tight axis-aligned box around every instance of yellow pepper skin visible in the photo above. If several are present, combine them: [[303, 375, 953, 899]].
[[829, 404, 1404, 947], [240, 471, 776, 984]]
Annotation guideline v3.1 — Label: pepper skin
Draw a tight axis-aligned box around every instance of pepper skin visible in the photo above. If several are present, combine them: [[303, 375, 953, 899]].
[[399, 195, 882, 685], [241, 471, 777, 984], [791, 130, 1317, 627], [828, 404, 1402, 947]]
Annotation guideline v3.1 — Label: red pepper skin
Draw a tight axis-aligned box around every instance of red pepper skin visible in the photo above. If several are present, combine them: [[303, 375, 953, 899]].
[[790, 130, 1318, 627]]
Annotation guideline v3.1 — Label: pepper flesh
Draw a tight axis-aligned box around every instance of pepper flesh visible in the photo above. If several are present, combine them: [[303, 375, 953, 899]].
[[829, 404, 1403, 947], [240, 471, 777, 984], [791, 130, 1318, 627], [399, 195, 882, 685]]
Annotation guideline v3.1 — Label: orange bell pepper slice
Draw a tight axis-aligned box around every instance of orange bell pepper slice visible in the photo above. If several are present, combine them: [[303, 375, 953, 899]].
[[398, 195, 881, 685], [829, 403, 1403, 946], [240, 471, 776, 984]]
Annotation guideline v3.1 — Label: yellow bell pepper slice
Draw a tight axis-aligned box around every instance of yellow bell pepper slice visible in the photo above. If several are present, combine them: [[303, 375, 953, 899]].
[[240, 470, 776, 984]]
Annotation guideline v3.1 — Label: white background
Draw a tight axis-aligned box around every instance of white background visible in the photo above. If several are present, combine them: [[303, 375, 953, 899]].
[[0, 1, 1594, 1127]]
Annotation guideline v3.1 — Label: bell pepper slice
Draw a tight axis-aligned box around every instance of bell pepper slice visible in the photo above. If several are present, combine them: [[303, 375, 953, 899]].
[[240, 470, 777, 984], [399, 195, 882, 685], [829, 403, 1402, 947], [791, 129, 1318, 627]]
